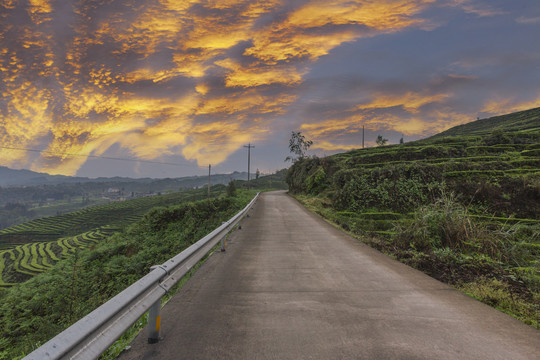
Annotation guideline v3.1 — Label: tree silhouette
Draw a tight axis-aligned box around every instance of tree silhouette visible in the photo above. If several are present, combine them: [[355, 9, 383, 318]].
[[376, 135, 388, 146], [285, 131, 313, 162]]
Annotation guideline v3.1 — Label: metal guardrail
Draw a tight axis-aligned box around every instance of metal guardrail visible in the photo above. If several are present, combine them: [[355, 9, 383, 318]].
[[24, 193, 260, 360]]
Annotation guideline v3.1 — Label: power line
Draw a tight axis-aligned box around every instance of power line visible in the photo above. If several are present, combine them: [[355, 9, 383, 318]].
[[0, 145, 201, 168]]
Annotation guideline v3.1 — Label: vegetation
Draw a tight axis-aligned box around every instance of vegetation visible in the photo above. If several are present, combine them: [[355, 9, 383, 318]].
[[288, 107, 540, 328], [0, 203, 35, 230], [376, 135, 388, 146], [0, 189, 258, 359], [226, 181, 237, 197], [231, 168, 288, 191], [0, 186, 232, 286], [0, 171, 256, 230], [285, 131, 313, 163]]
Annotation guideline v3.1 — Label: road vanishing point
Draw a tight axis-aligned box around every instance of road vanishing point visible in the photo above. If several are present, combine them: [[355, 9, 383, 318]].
[[119, 191, 539, 360]]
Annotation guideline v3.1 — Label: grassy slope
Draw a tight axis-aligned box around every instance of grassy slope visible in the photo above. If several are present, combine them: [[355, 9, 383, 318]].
[[287, 107, 540, 328], [0, 189, 258, 359], [0, 186, 231, 285]]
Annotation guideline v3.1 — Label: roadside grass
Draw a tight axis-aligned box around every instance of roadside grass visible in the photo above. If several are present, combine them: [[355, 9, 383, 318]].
[[0, 190, 258, 359], [457, 278, 540, 327], [101, 221, 245, 360], [0, 186, 230, 285], [292, 193, 539, 329]]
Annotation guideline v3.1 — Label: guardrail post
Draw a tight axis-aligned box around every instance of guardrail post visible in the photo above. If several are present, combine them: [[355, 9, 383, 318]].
[[148, 298, 161, 344], [220, 235, 226, 252], [148, 265, 162, 344]]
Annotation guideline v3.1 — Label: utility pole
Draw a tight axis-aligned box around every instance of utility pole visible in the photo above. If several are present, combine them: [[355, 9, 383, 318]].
[[243, 143, 255, 190], [208, 164, 211, 200], [362, 125, 365, 149]]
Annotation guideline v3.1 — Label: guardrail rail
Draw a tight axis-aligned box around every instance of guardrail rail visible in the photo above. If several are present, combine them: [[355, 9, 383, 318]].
[[24, 193, 259, 360]]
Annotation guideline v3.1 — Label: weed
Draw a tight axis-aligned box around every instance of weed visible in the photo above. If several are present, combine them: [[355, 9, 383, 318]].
[[458, 278, 539, 329]]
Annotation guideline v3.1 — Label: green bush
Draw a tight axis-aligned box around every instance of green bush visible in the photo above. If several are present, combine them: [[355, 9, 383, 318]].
[[306, 166, 327, 194], [392, 193, 474, 251], [226, 181, 237, 197], [332, 163, 443, 212], [0, 193, 254, 359]]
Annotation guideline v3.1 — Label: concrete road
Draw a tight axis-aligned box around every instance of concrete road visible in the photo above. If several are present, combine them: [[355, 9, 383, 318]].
[[119, 191, 539, 360]]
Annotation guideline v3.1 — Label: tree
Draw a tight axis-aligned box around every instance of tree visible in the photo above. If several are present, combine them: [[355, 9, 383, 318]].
[[376, 135, 388, 146], [399, 137, 404, 144], [285, 131, 313, 162], [226, 180, 237, 197]]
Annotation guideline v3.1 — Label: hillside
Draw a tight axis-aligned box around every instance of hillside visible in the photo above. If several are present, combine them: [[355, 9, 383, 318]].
[[0, 186, 226, 286], [287, 107, 540, 328], [0, 189, 258, 358], [0, 165, 251, 188], [290, 107, 540, 218], [0, 166, 132, 186], [430, 107, 540, 138]]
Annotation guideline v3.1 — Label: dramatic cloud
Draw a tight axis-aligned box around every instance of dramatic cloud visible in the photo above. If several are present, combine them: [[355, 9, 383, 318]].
[[446, 0, 506, 17], [0, 0, 538, 176]]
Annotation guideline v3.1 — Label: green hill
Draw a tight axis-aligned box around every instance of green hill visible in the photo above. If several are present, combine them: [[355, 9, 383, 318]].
[[287, 107, 540, 329], [430, 107, 540, 138], [0, 190, 258, 358], [0, 186, 225, 285], [289, 107, 540, 218]]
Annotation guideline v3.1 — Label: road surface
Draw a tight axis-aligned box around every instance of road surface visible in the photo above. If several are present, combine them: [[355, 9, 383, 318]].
[[119, 191, 539, 359]]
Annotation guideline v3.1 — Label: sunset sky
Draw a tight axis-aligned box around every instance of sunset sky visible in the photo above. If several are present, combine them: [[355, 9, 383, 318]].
[[1, 0, 539, 178]]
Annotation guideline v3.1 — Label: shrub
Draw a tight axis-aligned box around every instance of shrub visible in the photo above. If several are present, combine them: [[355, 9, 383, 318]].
[[226, 181, 237, 197], [306, 166, 327, 194], [393, 192, 476, 251], [484, 129, 512, 146], [0, 194, 254, 358], [332, 163, 443, 212]]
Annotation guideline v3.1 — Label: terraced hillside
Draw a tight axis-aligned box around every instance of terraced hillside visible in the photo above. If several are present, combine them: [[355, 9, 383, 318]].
[[0, 187, 221, 286], [287, 107, 540, 327], [290, 107, 539, 218]]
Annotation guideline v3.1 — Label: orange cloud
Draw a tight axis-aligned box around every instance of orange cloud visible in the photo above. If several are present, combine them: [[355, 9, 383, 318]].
[[353, 91, 449, 113], [27, 0, 53, 24], [0, 82, 53, 166], [197, 89, 297, 115], [246, 0, 434, 63], [215, 59, 305, 87], [181, 121, 267, 166], [1, 0, 443, 175], [482, 94, 540, 115], [300, 90, 474, 151]]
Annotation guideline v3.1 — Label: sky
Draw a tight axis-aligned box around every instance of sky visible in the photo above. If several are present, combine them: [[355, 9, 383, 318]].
[[1, 0, 539, 178]]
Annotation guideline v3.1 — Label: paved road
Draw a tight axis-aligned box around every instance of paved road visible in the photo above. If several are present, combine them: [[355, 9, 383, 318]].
[[119, 191, 539, 360]]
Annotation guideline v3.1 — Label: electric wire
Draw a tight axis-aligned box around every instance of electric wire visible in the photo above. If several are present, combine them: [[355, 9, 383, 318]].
[[0, 145, 203, 168]]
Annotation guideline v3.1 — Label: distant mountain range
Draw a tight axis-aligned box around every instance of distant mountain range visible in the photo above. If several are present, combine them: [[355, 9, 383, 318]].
[[0, 166, 250, 188]]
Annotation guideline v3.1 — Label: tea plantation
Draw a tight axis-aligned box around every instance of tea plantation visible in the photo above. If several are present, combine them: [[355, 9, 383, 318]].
[[0, 187, 259, 359], [287, 107, 540, 328], [0, 187, 223, 286]]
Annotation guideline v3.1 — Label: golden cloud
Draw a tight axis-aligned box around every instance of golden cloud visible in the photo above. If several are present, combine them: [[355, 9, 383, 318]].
[[215, 59, 305, 87], [246, 0, 433, 63], [0, 0, 441, 175], [0, 82, 53, 166], [27, 0, 53, 24], [300, 90, 473, 151], [196, 88, 297, 115], [353, 91, 449, 113], [181, 121, 267, 166], [482, 94, 540, 115]]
